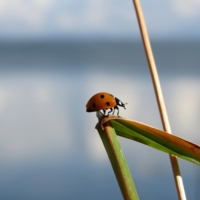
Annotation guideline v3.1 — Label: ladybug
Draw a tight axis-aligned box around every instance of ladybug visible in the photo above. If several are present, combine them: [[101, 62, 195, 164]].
[[86, 92, 127, 117]]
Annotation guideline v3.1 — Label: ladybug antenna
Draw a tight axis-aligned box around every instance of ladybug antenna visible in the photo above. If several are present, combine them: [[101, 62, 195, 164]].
[[123, 102, 128, 109]]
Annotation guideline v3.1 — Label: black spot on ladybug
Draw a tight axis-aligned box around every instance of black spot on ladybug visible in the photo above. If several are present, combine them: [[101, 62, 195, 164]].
[[106, 102, 110, 106], [92, 103, 96, 108], [100, 95, 105, 98]]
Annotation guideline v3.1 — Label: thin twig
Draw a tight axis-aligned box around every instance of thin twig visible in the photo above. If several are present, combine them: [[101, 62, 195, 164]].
[[131, 0, 186, 199]]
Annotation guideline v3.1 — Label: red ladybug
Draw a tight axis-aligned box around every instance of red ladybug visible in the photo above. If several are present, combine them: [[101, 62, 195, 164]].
[[86, 92, 126, 116]]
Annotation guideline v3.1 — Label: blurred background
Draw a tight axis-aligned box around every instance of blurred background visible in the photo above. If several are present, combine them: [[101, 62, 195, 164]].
[[0, 0, 200, 199]]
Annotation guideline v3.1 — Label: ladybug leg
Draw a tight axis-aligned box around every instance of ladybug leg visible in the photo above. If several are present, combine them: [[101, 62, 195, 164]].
[[102, 109, 106, 116], [112, 108, 115, 115], [114, 106, 119, 117], [107, 108, 113, 116]]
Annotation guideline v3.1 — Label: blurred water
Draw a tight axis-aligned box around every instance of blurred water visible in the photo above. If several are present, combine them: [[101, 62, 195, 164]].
[[0, 40, 199, 200]]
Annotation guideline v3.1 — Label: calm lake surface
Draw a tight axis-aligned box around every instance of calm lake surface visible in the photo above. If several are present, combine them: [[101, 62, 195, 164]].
[[0, 40, 199, 200]]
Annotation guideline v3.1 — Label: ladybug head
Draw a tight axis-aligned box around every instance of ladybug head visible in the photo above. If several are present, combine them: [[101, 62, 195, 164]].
[[115, 97, 127, 109]]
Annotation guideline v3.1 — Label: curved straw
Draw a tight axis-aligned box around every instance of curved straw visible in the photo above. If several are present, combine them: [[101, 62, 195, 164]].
[[132, 0, 187, 199]]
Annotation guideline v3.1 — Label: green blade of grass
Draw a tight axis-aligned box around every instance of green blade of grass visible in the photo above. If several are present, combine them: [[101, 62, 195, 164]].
[[97, 121, 139, 200], [100, 116, 200, 165]]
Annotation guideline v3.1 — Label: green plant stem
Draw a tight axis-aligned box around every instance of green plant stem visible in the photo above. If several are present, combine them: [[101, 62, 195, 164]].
[[97, 121, 139, 200]]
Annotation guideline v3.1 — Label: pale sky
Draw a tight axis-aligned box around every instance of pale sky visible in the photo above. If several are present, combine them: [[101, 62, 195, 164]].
[[0, 0, 200, 40]]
